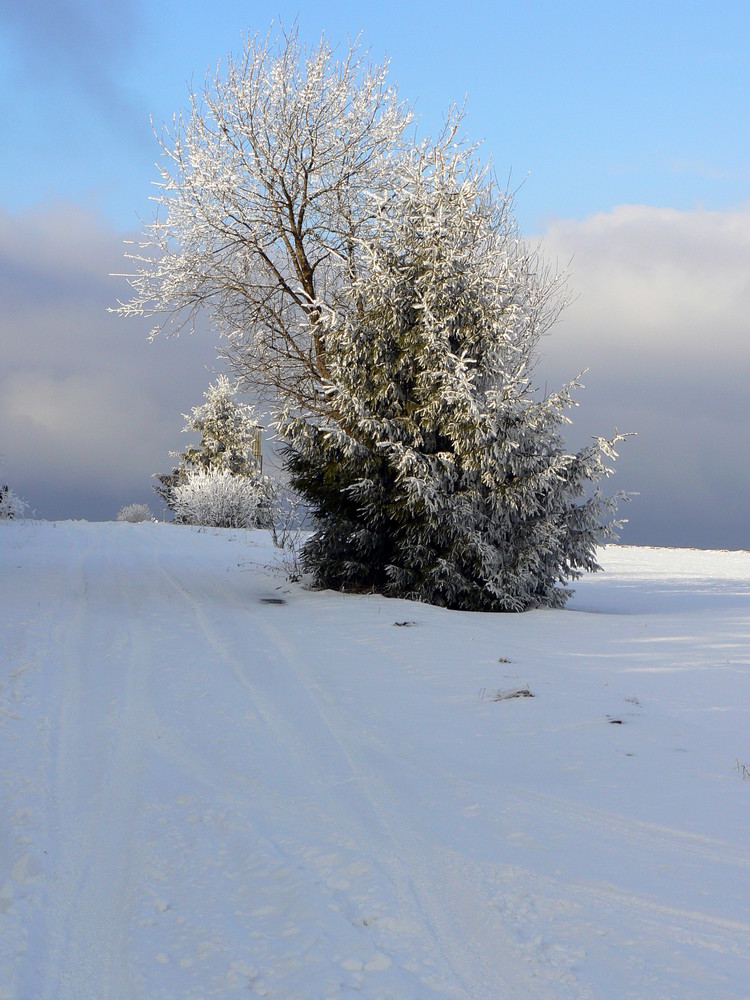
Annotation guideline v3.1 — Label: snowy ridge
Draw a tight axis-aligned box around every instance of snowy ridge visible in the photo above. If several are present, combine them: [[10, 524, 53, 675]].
[[1, 521, 749, 998]]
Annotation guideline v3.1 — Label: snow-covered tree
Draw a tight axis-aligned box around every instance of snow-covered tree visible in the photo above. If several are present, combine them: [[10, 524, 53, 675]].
[[115, 26, 413, 416], [0, 483, 28, 520], [116, 23, 626, 609], [171, 467, 277, 529], [279, 139, 627, 611], [0, 458, 28, 520], [155, 375, 263, 511]]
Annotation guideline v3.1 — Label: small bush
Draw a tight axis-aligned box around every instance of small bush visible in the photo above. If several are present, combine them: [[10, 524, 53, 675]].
[[172, 468, 277, 529], [116, 503, 154, 523], [0, 484, 28, 520]]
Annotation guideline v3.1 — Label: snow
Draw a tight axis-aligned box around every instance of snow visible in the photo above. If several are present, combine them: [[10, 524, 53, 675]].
[[2, 521, 749, 999]]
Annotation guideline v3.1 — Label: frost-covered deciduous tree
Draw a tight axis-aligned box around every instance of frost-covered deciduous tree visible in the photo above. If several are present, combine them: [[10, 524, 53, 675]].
[[279, 139, 627, 611], [155, 375, 263, 511], [115, 26, 413, 415]]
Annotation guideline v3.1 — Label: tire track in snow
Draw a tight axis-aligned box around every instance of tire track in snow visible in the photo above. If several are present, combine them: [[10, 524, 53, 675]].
[[35, 527, 92, 999], [157, 567, 326, 776], [435, 754, 750, 990], [493, 784, 750, 960], [40, 527, 153, 1000], [235, 599, 591, 999], [160, 555, 590, 997], [574, 880, 750, 957], [158, 567, 491, 994], [514, 786, 750, 872]]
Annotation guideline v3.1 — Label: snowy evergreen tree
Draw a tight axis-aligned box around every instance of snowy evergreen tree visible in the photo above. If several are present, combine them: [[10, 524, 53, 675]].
[[0, 483, 28, 520], [279, 139, 627, 611], [0, 458, 28, 520], [155, 375, 263, 512]]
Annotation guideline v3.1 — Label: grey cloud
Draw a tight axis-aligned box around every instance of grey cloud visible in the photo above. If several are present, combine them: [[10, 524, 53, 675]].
[[2, 198, 749, 550], [0, 202, 225, 520], [535, 205, 750, 550]]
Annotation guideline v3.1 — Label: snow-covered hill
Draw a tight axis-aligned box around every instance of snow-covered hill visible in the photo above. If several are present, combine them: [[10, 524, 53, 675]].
[[2, 520, 749, 999]]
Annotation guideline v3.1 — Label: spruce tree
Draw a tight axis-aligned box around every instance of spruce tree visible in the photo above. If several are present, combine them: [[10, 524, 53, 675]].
[[155, 375, 263, 511], [279, 140, 626, 611]]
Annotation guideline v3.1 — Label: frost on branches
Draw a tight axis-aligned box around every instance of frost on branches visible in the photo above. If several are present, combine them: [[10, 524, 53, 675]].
[[171, 468, 277, 529], [0, 483, 28, 520], [114, 27, 413, 415], [115, 24, 628, 609], [280, 138, 628, 611], [116, 503, 154, 523], [155, 375, 264, 514]]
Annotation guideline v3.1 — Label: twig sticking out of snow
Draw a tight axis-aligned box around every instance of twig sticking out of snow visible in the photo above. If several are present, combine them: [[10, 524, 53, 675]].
[[479, 685, 534, 702]]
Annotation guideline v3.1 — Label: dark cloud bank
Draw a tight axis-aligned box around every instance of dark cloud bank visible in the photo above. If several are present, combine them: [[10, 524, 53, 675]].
[[1, 200, 749, 550], [539, 205, 750, 550], [0, 202, 221, 521]]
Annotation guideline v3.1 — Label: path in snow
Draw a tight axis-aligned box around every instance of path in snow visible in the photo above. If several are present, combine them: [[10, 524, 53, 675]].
[[2, 521, 750, 998]]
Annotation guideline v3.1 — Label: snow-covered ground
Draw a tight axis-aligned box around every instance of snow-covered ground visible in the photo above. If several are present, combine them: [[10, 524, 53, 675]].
[[2, 520, 749, 999]]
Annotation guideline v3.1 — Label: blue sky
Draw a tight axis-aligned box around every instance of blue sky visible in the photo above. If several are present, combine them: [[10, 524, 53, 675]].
[[3, 1, 749, 231], [1, 1, 749, 548]]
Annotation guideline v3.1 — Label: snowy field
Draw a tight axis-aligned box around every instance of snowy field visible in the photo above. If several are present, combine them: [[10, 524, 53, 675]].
[[2, 520, 750, 1000]]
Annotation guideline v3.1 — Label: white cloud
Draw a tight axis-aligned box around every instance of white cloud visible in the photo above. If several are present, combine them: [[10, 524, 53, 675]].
[[538, 204, 750, 365]]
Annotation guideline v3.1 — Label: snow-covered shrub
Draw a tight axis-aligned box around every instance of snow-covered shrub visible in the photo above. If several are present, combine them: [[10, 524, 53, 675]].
[[0, 483, 28, 520], [171, 468, 277, 529], [116, 503, 154, 523]]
